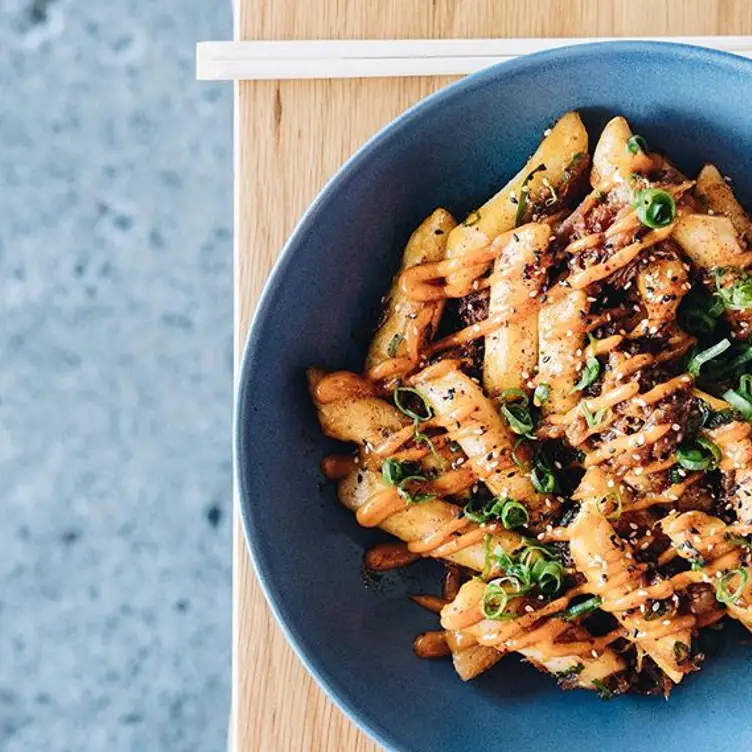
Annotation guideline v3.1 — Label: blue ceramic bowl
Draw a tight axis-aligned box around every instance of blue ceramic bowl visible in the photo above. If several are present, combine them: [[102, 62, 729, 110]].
[[236, 42, 752, 752]]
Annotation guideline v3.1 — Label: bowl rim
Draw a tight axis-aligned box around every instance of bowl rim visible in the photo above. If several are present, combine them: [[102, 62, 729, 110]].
[[234, 39, 752, 751]]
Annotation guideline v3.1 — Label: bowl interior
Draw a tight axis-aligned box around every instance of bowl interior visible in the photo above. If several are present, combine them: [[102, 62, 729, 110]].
[[237, 42, 752, 752]]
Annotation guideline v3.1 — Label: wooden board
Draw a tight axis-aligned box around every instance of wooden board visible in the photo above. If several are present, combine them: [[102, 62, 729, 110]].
[[233, 2, 752, 750]]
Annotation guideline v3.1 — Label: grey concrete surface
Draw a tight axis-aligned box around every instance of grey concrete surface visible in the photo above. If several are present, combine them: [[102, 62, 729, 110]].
[[0, 1, 233, 749]]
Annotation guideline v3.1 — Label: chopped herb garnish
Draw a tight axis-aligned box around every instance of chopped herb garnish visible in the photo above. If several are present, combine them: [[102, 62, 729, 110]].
[[573, 357, 601, 392], [626, 134, 648, 155], [499, 390, 536, 438], [381, 459, 434, 504], [387, 332, 404, 358], [394, 387, 446, 469], [515, 164, 547, 226], [463, 496, 529, 530], [633, 187, 676, 229], [393, 387, 433, 422], [592, 679, 614, 701], [555, 662, 585, 680]]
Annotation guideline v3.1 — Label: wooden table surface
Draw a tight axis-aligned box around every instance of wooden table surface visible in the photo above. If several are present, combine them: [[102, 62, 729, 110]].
[[233, 2, 752, 749]]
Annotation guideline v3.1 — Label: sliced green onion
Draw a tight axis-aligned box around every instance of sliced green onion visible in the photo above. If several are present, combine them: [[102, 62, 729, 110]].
[[397, 475, 435, 504], [518, 544, 547, 567], [511, 437, 528, 467], [500, 499, 530, 530], [716, 568, 749, 605], [676, 437, 721, 472], [687, 338, 731, 377], [387, 332, 404, 358], [626, 134, 648, 155], [537, 561, 564, 594], [533, 382, 550, 407], [723, 389, 752, 421], [490, 543, 514, 573], [515, 164, 547, 227], [463, 497, 490, 524], [413, 425, 445, 469], [393, 387, 433, 422], [581, 401, 606, 428], [690, 558, 706, 572], [562, 595, 602, 621], [715, 267, 752, 310], [381, 459, 434, 504], [597, 491, 623, 521], [531, 462, 556, 494], [464, 497, 529, 529], [633, 188, 676, 229], [501, 402, 535, 437], [573, 357, 601, 392], [482, 533, 493, 578], [482, 581, 511, 620]]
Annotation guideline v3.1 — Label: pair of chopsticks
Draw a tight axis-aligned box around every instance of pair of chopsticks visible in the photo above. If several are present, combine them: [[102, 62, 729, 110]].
[[196, 36, 752, 81]]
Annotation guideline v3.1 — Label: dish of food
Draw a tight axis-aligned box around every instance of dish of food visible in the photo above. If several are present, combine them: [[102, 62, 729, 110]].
[[307, 108, 752, 699], [237, 42, 752, 751]]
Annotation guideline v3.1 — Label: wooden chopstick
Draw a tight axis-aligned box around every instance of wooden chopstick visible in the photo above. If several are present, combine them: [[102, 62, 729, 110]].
[[196, 36, 752, 81]]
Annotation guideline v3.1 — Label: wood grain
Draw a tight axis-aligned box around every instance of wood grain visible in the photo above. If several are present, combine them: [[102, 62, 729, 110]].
[[233, 2, 752, 750]]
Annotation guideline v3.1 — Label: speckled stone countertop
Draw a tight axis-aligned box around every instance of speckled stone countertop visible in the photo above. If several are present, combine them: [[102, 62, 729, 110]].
[[0, 2, 232, 749]]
